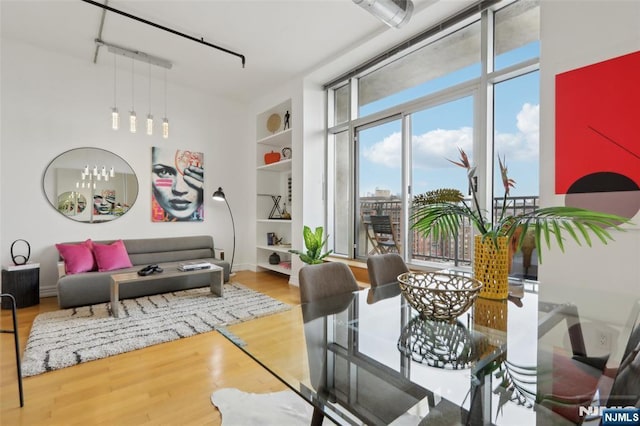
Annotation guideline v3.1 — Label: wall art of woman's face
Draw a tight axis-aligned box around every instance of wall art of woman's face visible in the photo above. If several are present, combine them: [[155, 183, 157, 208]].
[[151, 147, 204, 222]]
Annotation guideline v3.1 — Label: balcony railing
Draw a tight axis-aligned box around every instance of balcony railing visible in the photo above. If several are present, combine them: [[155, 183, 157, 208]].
[[360, 195, 539, 267]]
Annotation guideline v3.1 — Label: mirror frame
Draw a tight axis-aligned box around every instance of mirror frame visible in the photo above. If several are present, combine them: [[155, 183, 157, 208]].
[[42, 147, 139, 223]]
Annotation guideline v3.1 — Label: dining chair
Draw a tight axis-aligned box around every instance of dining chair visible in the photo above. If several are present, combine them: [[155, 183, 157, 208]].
[[535, 299, 640, 423], [366, 253, 409, 288], [605, 302, 640, 408], [368, 215, 398, 253], [466, 300, 639, 425], [298, 262, 360, 304], [299, 262, 360, 426], [360, 211, 380, 255], [369, 215, 401, 254]]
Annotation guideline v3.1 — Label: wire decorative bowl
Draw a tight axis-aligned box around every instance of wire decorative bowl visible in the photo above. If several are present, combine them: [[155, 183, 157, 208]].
[[397, 272, 483, 322]]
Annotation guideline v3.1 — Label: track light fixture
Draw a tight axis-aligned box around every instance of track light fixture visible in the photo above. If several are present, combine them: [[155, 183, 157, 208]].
[[352, 0, 414, 28], [147, 63, 153, 136], [129, 58, 136, 133], [163, 69, 169, 139], [111, 54, 119, 130], [99, 40, 171, 138], [83, 0, 245, 67]]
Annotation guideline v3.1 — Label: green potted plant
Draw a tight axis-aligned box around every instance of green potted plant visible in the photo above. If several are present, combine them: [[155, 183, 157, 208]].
[[289, 225, 333, 264], [411, 148, 629, 298]]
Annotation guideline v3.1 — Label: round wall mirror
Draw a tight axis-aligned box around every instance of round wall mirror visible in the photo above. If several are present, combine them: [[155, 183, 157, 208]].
[[42, 147, 138, 223]]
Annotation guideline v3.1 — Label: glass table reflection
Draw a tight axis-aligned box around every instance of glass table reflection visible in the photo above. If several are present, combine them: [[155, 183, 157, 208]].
[[222, 281, 587, 425]]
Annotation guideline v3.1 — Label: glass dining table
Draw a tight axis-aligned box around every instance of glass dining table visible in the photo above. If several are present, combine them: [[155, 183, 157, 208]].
[[221, 279, 586, 425]]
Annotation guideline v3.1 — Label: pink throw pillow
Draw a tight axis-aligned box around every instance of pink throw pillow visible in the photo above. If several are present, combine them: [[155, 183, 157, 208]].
[[56, 239, 96, 275], [92, 240, 133, 272]]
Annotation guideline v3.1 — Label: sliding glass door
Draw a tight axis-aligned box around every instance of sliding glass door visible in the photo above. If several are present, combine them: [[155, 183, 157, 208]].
[[356, 118, 402, 259]]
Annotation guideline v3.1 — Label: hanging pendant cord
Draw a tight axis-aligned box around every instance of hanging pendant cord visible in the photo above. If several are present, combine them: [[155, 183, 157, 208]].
[[113, 54, 117, 106], [82, 0, 245, 68], [131, 58, 135, 111], [148, 63, 151, 114]]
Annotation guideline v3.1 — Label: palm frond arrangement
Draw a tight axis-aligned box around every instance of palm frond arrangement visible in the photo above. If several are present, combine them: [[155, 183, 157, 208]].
[[411, 148, 630, 262]]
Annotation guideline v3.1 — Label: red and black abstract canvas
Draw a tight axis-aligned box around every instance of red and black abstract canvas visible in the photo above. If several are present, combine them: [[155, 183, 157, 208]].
[[556, 50, 640, 220]]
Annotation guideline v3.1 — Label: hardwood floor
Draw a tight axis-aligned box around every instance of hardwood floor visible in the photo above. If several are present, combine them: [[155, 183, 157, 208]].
[[0, 271, 300, 425]]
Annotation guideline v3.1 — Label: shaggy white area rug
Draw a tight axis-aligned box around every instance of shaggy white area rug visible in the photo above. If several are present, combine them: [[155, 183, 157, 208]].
[[22, 283, 290, 377], [211, 388, 321, 426]]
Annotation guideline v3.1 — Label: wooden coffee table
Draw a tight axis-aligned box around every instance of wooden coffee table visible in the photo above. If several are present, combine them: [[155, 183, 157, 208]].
[[110, 264, 224, 318]]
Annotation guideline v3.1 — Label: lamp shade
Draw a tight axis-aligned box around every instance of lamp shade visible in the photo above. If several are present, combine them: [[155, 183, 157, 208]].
[[212, 187, 226, 201]]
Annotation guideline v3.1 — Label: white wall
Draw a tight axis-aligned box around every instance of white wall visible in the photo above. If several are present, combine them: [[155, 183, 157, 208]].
[[538, 0, 640, 325], [0, 38, 252, 296]]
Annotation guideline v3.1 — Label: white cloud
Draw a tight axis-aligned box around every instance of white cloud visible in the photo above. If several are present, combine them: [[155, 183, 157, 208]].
[[495, 103, 539, 161], [362, 132, 402, 168], [412, 127, 473, 169], [363, 103, 539, 168]]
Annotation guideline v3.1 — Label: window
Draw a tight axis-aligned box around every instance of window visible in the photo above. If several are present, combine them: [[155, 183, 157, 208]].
[[328, 131, 351, 256], [356, 118, 402, 258], [410, 96, 475, 265], [359, 21, 481, 117], [326, 0, 540, 271], [494, 0, 540, 70], [493, 70, 540, 277], [334, 84, 350, 125]]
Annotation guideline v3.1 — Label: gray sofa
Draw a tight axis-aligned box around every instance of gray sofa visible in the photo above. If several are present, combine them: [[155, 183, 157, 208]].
[[57, 235, 230, 309]]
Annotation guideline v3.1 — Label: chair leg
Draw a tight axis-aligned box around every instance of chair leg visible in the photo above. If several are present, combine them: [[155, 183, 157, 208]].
[[310, 407, 324, 426], [1, 294, 24, 407]]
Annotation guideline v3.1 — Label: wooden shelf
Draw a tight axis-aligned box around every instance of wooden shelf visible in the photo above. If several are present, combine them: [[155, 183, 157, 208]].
[[257, 219, 292, 223]]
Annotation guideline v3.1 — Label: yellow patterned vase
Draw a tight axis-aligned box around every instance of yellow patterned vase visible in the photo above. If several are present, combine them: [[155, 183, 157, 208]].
[[473, 235, 509, 300]]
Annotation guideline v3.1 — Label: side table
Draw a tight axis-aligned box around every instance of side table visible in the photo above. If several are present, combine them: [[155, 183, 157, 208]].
[[1, 263, 40, 309]]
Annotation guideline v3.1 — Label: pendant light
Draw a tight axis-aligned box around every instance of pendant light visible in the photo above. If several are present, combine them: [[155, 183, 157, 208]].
[[146, 63, 153, 136], [129, 58, 137, 133], [162, 68, 169, 139], [111, 54, 119, 130]]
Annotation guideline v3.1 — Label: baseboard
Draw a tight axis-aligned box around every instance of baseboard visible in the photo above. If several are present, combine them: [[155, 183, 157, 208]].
[[40, 286, 57, 298]]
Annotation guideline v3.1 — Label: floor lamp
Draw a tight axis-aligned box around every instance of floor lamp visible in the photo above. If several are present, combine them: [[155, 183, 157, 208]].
[[212, 187, 235, 274]]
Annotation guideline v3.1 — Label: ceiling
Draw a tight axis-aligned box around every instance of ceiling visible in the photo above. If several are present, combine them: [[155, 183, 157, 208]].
[[1, 0, 456, 102]]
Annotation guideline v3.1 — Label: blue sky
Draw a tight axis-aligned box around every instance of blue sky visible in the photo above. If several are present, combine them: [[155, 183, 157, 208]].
[[357, 42, 540, 199]]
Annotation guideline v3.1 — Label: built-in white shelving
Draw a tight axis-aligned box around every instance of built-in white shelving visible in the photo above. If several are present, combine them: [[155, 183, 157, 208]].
[[256, 99, 293, 276]]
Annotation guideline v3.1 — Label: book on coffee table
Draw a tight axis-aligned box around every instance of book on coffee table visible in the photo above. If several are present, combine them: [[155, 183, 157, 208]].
[[178, 261, 212, 272]]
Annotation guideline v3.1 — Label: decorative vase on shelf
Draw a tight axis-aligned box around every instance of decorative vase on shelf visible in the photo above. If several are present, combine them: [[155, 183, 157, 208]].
[[269, 252, 281, 265], [473, 235, 509, 300], [264, 151, 281, 165]]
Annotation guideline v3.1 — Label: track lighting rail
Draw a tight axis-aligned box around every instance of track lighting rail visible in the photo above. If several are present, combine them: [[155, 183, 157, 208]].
[[96, 39, 172, 69], [81, 0, 246, 68]]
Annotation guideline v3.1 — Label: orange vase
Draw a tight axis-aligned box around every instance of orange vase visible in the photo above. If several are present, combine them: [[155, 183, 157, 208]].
[[264, 151, 281, 164]]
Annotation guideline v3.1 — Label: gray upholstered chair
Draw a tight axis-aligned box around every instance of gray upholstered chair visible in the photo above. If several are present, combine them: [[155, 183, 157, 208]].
[[366, 253, 409, 288], [298, 262, 359, 304]]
